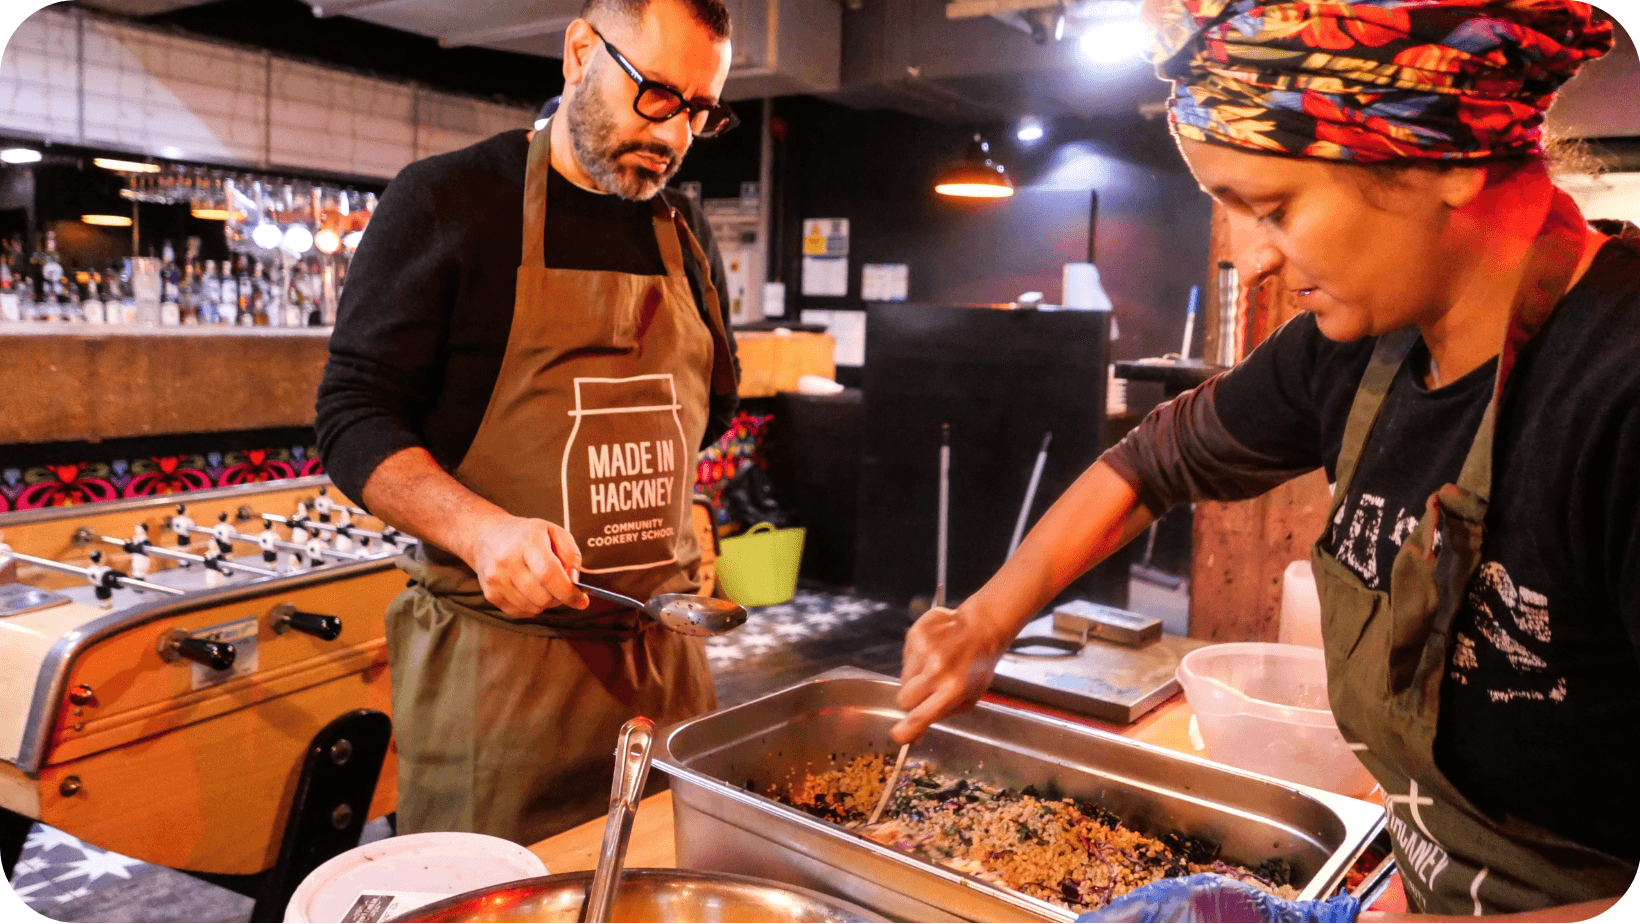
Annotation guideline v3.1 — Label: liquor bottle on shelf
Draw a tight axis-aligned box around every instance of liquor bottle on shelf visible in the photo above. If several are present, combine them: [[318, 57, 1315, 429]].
[[183, 237, 206, 324], [99, 264, 120, 324], [177, 260, 194, 325], [33, 232, 62, 321], [158, 241, 181, 326], [117, 259, 138, 324], [236, 255, 255, 326], [82, 270, 106, 325], [19, 276, 37, 322], [282, 261, 304, 328], [201, 259, 222, 325], [26, 233, 44, 304], [58, 267, 81, 322], [40, 230, 62, 293], [0, 241, 17, 322], [218, 258, 238, 326]]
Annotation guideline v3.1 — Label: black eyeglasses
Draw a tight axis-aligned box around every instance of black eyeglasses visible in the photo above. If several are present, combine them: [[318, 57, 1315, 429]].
[[588, 26, 739, 139]]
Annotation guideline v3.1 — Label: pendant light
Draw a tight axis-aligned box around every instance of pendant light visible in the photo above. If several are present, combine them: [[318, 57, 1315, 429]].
[[935, 133, 1015, 199]]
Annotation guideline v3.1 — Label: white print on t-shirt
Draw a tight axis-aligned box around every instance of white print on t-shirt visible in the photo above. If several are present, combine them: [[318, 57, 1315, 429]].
[[1451, 560, 1567, 704], [1331, 493, 1428, 589], [1333, 493, 1387, 587]]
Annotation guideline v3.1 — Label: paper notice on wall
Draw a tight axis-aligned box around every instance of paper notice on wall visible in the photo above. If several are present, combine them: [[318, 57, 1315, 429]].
[[801, 308, 867, 367], [801, 218, 849, 256], [861, 263, 908, 302], [763, 281, 786, 318], [801, 256, 848, 297]]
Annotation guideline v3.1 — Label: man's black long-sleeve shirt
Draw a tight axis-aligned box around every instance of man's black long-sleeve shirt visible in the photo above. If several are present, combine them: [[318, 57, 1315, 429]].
[[316, 128, 738, 506]]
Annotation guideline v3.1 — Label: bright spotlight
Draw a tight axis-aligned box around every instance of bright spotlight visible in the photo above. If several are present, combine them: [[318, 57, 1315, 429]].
[[1078, 19, 1150, 65], [251, 222, 284, 250], [281, 224, 315, 255], [1016, 118, 1045, 144], [0, 148, 41, 164]]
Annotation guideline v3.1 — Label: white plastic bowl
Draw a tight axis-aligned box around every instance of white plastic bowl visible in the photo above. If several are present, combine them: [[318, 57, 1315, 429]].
[[1176, 642, 1377, 797]]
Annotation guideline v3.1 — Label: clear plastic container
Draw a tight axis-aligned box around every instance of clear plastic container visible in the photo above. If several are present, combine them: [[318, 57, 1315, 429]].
[[1176, 642, 1377, 797]]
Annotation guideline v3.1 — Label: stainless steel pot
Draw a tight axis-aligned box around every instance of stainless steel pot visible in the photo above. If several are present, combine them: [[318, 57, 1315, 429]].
[[391, 869, 887, 923]]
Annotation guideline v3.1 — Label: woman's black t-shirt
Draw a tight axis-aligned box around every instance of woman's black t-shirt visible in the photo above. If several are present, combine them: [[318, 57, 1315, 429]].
[[1116, 236, 1640, 863]]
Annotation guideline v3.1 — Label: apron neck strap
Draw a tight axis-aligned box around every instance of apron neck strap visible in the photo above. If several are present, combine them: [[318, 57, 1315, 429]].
[[522, 124, 554, 268], [524, 121, 738, 400], [1332, 187, 1589, 504], [1332, 328, 1419, 496], [662, 205, 740, 398]]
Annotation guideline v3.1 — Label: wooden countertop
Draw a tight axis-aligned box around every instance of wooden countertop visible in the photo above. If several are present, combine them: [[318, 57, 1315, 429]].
[[529, 790, 678, 873]]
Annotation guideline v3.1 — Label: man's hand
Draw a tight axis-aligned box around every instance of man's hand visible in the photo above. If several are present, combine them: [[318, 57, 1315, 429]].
[[892, 605, 1012, 744], [468, 514, 589, 618]]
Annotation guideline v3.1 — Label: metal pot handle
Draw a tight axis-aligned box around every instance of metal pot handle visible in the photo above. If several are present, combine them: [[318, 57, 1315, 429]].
[[582, 716, 656, 923]]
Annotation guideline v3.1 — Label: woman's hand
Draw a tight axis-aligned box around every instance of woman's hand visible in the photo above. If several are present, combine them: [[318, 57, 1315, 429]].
[[892, 604, 1013, 744], [891, 460, 1155, 745]]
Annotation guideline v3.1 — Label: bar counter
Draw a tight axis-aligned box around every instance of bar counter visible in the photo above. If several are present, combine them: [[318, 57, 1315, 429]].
[[0, 322, 331, 445]]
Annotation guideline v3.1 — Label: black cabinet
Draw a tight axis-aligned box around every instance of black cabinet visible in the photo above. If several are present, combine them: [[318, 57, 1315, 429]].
[[855, 304, 1128, 609], [763, 389, 863, 588]]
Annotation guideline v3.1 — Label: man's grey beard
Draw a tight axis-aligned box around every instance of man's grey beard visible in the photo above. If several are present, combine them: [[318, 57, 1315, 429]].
[[565, 65, 683, 201]]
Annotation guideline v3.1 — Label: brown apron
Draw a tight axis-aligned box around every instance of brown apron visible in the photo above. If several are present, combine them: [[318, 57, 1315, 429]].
[[1312, 189, 1638, 914], [386, 123, 734, 844]]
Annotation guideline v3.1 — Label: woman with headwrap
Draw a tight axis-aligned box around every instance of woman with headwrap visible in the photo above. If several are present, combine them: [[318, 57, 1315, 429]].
[[891, 1, 1638, 919]]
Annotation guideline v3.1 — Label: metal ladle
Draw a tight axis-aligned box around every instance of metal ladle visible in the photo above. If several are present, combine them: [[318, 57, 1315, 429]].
[[581, 716, 656, 923], [574, 580, 747, 637]]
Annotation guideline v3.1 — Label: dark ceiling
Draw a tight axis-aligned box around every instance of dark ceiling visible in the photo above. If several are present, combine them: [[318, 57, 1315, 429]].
[[78, 0, 564, 108]]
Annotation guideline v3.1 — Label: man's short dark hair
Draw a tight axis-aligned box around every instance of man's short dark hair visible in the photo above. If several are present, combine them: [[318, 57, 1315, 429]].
[[581, 0, 731, 39]]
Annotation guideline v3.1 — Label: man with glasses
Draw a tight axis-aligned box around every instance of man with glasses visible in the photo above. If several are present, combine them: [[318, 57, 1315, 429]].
[[316, 0, 740, 844]]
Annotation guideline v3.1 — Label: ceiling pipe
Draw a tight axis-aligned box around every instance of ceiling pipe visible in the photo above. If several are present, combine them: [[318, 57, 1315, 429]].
[[438, 16, 579, 50], [308, 0, 405, 19]]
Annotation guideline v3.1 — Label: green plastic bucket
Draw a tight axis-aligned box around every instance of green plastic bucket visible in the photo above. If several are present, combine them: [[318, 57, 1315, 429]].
[[716, 522, 805, 606]]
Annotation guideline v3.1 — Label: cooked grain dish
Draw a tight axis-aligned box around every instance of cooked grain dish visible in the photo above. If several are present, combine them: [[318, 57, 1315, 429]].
[[772, 753, 1301, 914]]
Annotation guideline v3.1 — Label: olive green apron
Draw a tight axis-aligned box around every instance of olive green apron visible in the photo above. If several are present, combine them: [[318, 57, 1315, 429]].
[[1312, 189, 1637, 914], [386, 123, 735, 844]]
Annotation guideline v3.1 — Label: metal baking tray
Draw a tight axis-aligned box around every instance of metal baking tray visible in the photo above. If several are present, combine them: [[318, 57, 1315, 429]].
[[655, 667, 1386, 922]]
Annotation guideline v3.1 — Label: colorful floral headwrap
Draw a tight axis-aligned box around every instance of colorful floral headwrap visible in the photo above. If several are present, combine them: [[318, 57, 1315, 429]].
[[1149, 0, 1613, 162]]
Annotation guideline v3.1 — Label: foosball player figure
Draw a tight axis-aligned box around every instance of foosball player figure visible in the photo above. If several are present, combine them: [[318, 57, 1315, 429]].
[[127, 523, 153, 579], [86, 550, 124, 609], [333, 509, 354, 556], [304, 534, 327, 570], [258, 518, 280, 569], [313, 486, 334, 525], [171, 504, 195, 566], [212, 511, 235, 556], [291, 501, 312, 548], [203, 545, 227, 588]]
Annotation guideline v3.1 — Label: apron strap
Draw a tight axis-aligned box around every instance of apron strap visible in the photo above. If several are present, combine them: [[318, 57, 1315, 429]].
[[1329, 327, 1419, 505], [1330, 186, 1590, 507], [522, 123, 554, 269], [652, 201, 740, 399]]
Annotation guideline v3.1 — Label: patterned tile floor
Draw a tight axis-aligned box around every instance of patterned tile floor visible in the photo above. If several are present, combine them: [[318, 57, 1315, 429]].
[[3, 580, 1185, 923]]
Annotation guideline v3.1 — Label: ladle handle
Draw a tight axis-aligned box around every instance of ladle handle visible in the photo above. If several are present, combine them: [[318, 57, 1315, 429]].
[[582, 716, 656, 923], [575, 580, 647, 612]]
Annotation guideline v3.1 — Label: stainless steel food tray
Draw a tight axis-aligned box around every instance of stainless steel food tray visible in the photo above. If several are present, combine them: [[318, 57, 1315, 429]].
[[655, 667, 1386, 922]]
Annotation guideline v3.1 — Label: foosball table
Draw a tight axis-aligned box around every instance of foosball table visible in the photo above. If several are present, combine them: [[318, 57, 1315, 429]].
[[0, 476, 411, 919]]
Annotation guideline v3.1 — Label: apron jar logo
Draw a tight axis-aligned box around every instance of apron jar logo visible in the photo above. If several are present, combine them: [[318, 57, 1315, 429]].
[[563, 375, 689, 574]]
